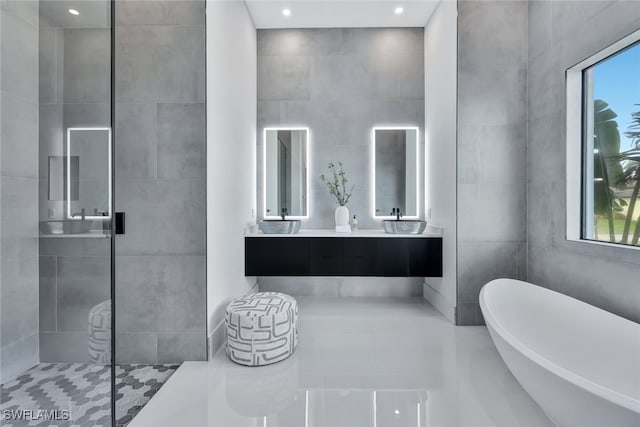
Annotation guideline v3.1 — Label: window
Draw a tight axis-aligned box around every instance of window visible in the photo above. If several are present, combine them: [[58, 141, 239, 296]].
[[567, 32, 640, 248]]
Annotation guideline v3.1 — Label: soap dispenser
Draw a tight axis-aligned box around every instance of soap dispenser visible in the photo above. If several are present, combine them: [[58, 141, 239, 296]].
[[351, 214, 358, 231]]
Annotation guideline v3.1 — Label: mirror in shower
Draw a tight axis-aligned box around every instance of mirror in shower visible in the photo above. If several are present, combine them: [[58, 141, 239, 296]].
[[263, 128, 309, 218], [66, 127, 112, 219], [373, 127, 419, 218]]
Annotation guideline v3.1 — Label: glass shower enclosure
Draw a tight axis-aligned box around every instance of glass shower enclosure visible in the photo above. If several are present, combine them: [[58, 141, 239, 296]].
[[1, 0, 206, 424], [1, 0, 115, 424]]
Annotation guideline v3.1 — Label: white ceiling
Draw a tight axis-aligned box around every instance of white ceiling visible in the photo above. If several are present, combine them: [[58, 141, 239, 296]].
[[245, 0, 441, 29]]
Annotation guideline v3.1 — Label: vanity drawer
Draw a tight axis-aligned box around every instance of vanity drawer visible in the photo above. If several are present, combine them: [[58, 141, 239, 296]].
[[245, 238, 310, 276], [245, 236, 442, 277]]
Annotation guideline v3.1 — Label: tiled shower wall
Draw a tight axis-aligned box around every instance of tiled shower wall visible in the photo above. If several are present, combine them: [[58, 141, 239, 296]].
[[114, 0, 207, 363], [39, 237, 110, 362], [256, 28, 425, 297], [456, 1, 528, 325], [38, 8, 111, 362], [0, 0, 40, 382], [527, 0, 640, 323]]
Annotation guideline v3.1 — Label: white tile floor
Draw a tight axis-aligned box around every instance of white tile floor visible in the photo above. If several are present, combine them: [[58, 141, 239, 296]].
[[129, 297, 553, 427]]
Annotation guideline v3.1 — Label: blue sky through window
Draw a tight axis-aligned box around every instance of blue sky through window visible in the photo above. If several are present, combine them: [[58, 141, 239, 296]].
[[593, 41, 640, 151]]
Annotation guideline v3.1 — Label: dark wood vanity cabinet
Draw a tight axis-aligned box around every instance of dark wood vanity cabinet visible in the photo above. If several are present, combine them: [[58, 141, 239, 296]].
[[245, 237, 442, 277]]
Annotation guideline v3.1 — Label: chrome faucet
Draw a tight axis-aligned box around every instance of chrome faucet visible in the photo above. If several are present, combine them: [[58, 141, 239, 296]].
[[71, 208, 86, 220], [281, 207, 288, 220], [391, 208, 402, 220]]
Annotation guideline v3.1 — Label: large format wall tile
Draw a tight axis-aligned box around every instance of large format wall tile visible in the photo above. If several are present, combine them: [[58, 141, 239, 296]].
[[115, 103, 157, 179], [115, 0, 204, 26], [39, 331, 90, 363], [1, 2, 40, 375], [56, 256, 110, 331], [1, 92, 38, 179], [1, 178, 38, 259], [116, 332, 158, 364], [456, 1, 528, 325], [157, 103, 205, 180], [63, 103, 110, 129], [39, 27, 57, 105], [115, 25, 205, 104], [0, 333, 38, 383], [113, 0, 207, 363], [1, 0, 38, 27], [527, 0, 640, 323], [114, 179, 206, 256], [62, 29, 110, 103], [157, 332, 205, 363], [39, 256, 57, 332], [38, 104, 63, 180], [115, 255, 206, 361], [0, 256, 38, 346], [258, 29, 341, 57], [0, 8, 38, 101]]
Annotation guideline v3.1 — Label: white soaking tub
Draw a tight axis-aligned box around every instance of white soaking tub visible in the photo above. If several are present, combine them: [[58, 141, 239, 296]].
[[479, 278, 640, 427]]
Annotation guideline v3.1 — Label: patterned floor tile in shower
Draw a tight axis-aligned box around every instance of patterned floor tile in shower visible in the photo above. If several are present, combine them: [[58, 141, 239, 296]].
[[0, 363, 178, 426]]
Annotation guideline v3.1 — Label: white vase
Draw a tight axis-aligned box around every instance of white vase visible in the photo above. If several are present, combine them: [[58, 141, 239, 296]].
[[335, 205, 351, 233]]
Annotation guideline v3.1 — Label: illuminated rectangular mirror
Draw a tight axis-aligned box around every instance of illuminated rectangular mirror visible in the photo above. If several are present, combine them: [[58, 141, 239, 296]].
[[264, 127, 309, 219], [373, 127, 419, 218], [66, 127, 112, 219]]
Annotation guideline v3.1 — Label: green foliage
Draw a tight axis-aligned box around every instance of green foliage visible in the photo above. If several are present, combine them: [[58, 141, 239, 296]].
[[624, 106, 640, 149], [320, 162, 354, 206], [593, 100, 640, 245], [593, 100, 625, 189]]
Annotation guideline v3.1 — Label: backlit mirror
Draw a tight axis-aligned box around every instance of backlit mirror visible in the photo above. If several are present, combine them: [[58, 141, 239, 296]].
[[66, 128, 112, 219], [373, 127, 419, 218], [264, 128, 309, 218]]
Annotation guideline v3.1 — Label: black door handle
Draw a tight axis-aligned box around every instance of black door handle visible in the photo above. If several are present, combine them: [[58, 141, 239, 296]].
[[115, 212, 125, 235]]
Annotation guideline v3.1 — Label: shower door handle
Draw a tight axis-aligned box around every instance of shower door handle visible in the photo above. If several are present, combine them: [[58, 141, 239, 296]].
[[115, 212, 126, 235]]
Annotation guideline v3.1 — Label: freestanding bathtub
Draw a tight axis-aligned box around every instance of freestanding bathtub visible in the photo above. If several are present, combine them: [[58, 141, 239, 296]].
[[479, 278, 640, 427]]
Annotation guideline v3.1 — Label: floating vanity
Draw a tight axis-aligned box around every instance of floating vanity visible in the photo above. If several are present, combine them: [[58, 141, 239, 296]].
[[245, 228, 443, 278]]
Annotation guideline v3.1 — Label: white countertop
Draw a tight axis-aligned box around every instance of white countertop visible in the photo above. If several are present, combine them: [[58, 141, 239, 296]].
[[246, 226, 443, 238]]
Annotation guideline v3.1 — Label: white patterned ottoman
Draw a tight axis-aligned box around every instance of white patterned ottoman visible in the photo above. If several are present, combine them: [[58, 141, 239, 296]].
[[225, 292, 298, 366], [88, 299, 111, 364]]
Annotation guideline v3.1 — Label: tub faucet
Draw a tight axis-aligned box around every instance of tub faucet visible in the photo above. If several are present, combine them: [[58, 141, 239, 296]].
[[281, 207, 288, 220], [391, 208, 403, 220]]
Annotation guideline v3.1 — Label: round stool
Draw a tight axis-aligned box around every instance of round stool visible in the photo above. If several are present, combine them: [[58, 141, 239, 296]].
[[88, 299, 111, 364], [225, 292, 298, 366]]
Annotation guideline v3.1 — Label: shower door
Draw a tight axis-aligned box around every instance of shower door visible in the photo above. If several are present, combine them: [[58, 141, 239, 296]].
[[0, 0, 115, 425], [111, 0, 208, 424]]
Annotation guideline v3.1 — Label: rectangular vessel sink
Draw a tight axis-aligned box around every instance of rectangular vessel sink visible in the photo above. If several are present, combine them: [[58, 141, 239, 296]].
[[259, 220, 301, 234], [382, 220, 427, 234], [40, 220, 95, 235]]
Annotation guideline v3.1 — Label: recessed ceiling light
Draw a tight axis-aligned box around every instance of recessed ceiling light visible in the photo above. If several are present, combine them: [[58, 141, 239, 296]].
[[394, 409, 400, 415], [282, 8, 291, 16], [394, 7, 404, 14], [68, 9, 79, 15]]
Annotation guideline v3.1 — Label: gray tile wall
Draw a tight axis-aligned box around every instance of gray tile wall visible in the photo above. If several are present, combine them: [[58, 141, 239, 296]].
[[257, 28, 425, 230], [257, 28, 425, 298], [527, 1, 640, 323], [38, 24, 111, 222], [259, 277, 423, 297], [456, 1, 528, 325], [1, 0, 40, 382], [114, 0, 207, 363], [39, 237, 111, 362], [37, 10, 112, 362]]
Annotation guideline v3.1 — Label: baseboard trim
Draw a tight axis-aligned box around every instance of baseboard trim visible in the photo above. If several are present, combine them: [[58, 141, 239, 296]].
[[207, 319, 226, 359], [423, 281, 456, 323]]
